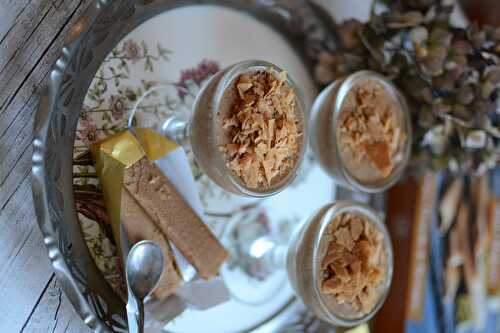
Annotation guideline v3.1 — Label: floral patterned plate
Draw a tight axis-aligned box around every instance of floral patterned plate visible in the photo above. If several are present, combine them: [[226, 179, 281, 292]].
[[73, 4, 336, 333]]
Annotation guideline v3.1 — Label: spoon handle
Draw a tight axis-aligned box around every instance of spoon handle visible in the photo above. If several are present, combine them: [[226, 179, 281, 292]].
[[137, 300, 145, 333], [126, 294, 141, 333]]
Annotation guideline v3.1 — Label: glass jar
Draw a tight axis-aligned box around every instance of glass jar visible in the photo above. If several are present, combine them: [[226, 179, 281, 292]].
[[286, 201, 394, 327], [189, 60, 309, 197], [139, 60, 309, 197], [310, 70, 412, 193]]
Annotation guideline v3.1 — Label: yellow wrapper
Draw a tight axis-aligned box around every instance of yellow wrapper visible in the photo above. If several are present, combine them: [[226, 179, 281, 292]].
[[90, 128, 178, 248]]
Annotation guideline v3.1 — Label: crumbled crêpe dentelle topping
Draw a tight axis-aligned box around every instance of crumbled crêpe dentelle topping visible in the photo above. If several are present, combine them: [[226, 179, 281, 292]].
[[339, 80, 406, 178], [320, 212, 387, 314], [220, 70, 301, 188]]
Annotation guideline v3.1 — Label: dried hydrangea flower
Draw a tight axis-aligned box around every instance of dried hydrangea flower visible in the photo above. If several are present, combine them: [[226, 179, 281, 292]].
[[315, 0, 500, 175]]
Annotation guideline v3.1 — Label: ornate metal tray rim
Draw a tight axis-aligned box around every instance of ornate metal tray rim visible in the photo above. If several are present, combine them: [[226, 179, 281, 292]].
[[32, 1, 339, 332]]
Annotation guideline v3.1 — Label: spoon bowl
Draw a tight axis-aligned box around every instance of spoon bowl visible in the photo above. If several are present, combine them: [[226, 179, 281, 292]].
[[126, 240, 165, 299], [125, 240, 165, 333]]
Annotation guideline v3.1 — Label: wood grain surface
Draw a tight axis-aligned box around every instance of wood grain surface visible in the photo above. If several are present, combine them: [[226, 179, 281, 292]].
[[0, 0, 92, 331], [0, 0, 467, 332]]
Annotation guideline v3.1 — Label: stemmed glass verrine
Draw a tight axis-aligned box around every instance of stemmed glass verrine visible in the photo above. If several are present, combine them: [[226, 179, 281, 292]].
[[221, 201, 394, 327], [310, 71, 412, 193], [129, 60, 308, 197]]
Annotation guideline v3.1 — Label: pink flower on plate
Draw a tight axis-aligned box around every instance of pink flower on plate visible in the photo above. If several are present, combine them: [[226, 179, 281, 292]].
[[124, 87, 137, 101], [79, 122, 99, 145], [80, 110, 91, 123], [109, 95, 125, 120], [176, 59, 220, 98], [122, 40, 142, 63]]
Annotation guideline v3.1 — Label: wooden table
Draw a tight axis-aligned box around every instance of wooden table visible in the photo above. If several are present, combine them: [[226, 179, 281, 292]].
[[0, 1, 467, 332], [0, 0, 93, 331]]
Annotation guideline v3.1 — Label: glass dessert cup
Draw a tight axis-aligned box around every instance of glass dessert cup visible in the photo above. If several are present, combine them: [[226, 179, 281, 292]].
[[310, 70, 412, 193], [130, 60, 308, 198], [221, 201, 394, 327]]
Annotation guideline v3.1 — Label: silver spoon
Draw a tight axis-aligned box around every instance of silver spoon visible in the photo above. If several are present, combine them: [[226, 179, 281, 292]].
[[126, 240, 165, 333]]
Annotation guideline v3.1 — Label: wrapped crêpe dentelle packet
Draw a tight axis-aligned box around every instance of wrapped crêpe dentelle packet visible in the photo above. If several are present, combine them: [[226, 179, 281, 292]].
[[90, 128, 229, 304]]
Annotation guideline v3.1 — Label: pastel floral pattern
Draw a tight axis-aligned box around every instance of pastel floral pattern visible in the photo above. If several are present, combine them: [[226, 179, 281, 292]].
[[73, 37, 229, 294], [176, 59, 219, 98], [109, 95, 125, 120], [72, 38, 329, 302], [78, 108, 101, 146], [74, 38, 179, 294], [121, 40, 142, 63]]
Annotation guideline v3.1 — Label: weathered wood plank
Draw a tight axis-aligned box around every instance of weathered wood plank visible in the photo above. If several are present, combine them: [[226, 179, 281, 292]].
[[0, 176, 55, 331], [20, 275, 91, 333], [0, 0, 90, 147], [0, 98, 34, 207], [0, 0, 33, 43], [0, 0, 52, 74], [0, 0, 94, 330], [0, 0, 92, 207]]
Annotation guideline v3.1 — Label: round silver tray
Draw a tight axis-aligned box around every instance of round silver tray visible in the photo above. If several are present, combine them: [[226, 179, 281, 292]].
[[32, 0, 341, 332]]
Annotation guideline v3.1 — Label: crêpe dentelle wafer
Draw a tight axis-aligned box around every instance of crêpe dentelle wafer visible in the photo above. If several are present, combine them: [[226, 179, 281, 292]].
[[123, 158, 228, 280], [121, 188, 182, 298]]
